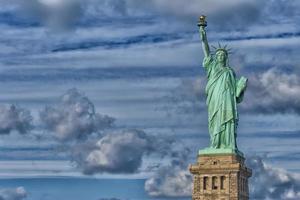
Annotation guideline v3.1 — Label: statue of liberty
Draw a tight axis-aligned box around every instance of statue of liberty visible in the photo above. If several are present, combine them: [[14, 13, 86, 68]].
[[198, 16, 248, 155]]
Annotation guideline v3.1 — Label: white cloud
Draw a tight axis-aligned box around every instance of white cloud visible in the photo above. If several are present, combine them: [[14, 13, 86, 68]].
[[40, 88, 114, 141], [0, 187, 27, 200]]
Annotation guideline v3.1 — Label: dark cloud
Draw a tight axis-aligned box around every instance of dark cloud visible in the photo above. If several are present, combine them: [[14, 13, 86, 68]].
[[40, 88, 114, 141], [247, 156, 300, 199], [0, 67, 199, 82], [144, 148, 193, 197], [51, 33, 185, 52], [72, 129, 170, 174], [2, 0, 299, 32], [0, 187, 27, 200], [82, 0, 265, 29], [0, 105, 33, 134], [166, 77, 205, 114]]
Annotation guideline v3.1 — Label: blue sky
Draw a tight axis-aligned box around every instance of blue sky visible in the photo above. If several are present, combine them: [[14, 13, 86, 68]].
[[0, 0, 299, 199]]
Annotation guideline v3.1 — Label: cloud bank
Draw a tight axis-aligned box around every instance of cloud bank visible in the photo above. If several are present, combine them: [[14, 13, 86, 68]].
[[39, 89, 171, 175], [0, 105, 33, 134], [40, 88, 114, 141], [0, 187, 27, 200]]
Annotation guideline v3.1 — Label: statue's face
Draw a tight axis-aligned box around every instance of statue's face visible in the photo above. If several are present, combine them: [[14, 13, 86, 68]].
[[216, 51, 227, 65]]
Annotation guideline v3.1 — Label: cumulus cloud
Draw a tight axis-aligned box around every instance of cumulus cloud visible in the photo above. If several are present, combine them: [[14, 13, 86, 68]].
[[241, 69, 300, 114], [40, 88, 114, 141], [0, 187, 27, 200], [0, 105, 33, 134], [71, 129, 170, 174], [247, 156, 300, 200], [144, 148, 192, 197], [39, 89, 174, 176]]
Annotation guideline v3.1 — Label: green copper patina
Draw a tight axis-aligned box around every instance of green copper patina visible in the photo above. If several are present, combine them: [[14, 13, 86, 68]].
[[198, 16, 247, 156]]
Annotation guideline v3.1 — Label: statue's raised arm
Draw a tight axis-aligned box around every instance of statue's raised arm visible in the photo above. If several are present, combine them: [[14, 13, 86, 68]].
[[198, 16, 210, 57]]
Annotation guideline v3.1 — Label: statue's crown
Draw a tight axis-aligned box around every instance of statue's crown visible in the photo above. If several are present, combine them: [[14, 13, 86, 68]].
[[212, 43, 232, 56]]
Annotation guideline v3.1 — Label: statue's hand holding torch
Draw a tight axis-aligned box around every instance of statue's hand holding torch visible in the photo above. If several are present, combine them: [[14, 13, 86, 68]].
[[198, 15, 207, 27], [198, 15, 207, 41], [198, 15, 210, 57]]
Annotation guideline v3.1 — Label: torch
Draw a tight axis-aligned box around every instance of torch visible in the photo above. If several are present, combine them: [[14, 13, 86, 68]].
[[198, 15, 207, 27]]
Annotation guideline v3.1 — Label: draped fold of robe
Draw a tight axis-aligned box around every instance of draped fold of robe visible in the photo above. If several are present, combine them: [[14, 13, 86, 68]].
[[203, 55, 247, 149]]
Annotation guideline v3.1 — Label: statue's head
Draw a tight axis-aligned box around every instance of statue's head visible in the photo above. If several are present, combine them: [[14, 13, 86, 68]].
[[216, 49, 228, 64], [213, 44, 231, 66]]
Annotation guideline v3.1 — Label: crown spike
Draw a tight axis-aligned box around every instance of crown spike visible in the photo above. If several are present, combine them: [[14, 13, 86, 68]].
[[213, 42, 233, 56]]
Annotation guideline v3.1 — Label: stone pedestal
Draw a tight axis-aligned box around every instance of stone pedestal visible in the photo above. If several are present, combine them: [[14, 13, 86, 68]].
[[189, 154, 252, 200]]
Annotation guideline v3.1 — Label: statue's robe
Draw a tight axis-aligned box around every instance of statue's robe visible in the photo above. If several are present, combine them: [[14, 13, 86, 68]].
[[203, 55, 247, 149]]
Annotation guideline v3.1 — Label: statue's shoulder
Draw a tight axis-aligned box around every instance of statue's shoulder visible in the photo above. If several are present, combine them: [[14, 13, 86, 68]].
[[204, 55, 214, 61], [203, 55, 214, 67]]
